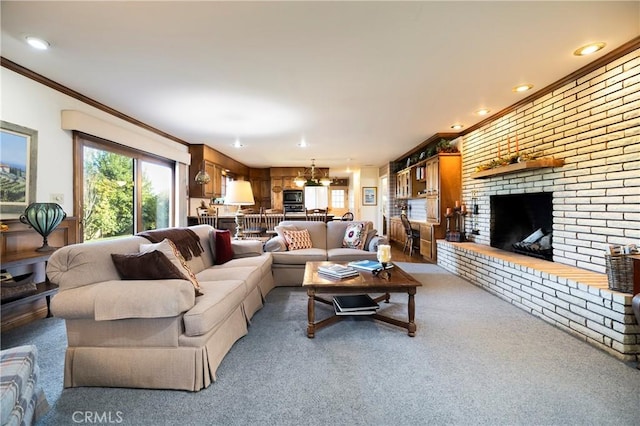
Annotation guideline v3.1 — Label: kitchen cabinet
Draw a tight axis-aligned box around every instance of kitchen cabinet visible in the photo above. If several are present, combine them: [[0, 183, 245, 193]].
[[419, 223, 434, 261], [389, 217, 405, 245], [395, 169, 411, 199], [188, 145, 249, 199], [423, 153, 461, 260]]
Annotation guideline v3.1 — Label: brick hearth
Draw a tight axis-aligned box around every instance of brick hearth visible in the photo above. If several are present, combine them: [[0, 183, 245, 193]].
[[437, 240, 639, 362]]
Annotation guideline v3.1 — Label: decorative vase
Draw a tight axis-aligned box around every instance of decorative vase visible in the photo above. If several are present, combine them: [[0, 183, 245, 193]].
[[19, 203, 66, 252]]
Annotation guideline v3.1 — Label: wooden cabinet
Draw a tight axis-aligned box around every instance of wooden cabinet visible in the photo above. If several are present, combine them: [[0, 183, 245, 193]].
[[389, 217, 406, 245], [188, 145, 249, 199], [395, 169, 411, 199], [419, 223, 434, 261], [1, 217, 78, 331], [426, 196, 439, 223], [425, 153, 461, 261]]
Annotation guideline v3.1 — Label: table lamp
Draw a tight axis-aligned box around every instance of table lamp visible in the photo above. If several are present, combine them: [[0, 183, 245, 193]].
[[225, 180, 255, 239]]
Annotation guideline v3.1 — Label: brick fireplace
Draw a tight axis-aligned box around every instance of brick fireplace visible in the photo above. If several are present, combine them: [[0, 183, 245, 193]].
[[436, 41, 640, 362], [490, 192, 553, 261]]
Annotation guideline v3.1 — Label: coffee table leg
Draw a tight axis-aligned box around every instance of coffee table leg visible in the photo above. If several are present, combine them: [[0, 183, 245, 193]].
[[407, 288, 416, 337], [307, 288, 316, 338]]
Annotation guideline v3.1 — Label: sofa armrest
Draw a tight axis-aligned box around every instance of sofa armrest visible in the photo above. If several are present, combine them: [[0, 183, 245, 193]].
[[263, 236, 287, 252], [368, 236, 388, 252], [231, 239, 263, 258]]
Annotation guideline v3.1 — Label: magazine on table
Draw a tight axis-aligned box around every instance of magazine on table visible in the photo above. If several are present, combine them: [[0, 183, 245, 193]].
[[317, 263, 359, 278], [347, 260, 394, 272]]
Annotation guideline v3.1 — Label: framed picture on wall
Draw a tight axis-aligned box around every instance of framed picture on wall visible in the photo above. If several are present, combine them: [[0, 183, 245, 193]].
[[0, 121, 38, 215], [362, 187, 377, 206]]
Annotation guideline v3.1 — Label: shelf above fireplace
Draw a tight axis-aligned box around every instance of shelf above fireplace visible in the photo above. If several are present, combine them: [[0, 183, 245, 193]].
[[470, 158, 565, 179]]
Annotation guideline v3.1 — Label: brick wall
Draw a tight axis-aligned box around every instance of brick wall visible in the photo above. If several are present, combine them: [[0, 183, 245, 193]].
[[437, 241, 639, 361], [462, 48, 640, 273]]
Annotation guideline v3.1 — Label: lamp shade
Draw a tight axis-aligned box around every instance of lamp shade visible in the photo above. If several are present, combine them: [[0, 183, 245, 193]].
[[225, 181, 255, 206]]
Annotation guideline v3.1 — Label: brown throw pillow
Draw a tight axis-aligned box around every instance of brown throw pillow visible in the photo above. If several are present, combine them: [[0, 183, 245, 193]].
[[111, 251, 185, 281]]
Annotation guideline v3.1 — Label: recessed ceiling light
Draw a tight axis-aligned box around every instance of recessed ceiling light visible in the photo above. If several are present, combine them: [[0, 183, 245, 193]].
[[25, 36, 50, 50], [476, 108, 491, 116], [232, 139, 243, 148], [573, 42, 606, 56], [513, 84, 533, 93], [451, 124, 464, 130], [297, 138, 307, 148]]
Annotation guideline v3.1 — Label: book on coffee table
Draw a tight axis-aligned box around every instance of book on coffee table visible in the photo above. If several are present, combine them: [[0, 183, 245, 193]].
[[332, 294, 379, 313], [347, 260, 395, 272], [317, 264, 359, 279]]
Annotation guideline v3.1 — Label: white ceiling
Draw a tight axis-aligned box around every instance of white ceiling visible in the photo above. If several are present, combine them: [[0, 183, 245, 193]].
[[1, 1, 639, 174]]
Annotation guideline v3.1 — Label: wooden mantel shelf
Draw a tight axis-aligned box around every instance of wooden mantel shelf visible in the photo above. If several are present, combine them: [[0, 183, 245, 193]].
[[470, 158, 565, 179]]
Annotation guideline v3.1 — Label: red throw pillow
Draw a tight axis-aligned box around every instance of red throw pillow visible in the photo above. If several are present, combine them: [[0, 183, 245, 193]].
[[213, 229, 234, 264]]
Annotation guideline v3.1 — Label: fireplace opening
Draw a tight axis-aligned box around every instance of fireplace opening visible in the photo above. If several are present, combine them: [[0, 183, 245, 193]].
[[490, 192, 553, 261]]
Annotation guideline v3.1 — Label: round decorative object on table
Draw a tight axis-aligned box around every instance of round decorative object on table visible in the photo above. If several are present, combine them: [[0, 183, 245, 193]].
[[19, 202, 66, 252]]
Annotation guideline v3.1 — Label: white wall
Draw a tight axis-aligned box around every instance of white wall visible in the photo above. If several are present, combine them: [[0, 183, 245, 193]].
[[0, 68, 190, 222], [358, 166, 379, 225]]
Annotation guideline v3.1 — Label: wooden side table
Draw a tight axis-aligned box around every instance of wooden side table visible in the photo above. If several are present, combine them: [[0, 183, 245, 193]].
[[1, 251, 58, 320]]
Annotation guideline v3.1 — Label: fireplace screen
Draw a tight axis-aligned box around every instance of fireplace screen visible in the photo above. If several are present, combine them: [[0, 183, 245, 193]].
[[490, 193, 553, 261]]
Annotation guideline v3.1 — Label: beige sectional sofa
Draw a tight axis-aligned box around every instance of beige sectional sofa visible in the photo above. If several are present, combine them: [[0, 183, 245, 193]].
[[47, 220, 385, 391], [265, 220, 386, 286], [47, 224, 273, 391]]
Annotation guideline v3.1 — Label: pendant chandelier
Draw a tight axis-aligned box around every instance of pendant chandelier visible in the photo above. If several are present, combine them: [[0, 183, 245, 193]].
[[194, 161, 211, 185], [293, 159, 332, 187]]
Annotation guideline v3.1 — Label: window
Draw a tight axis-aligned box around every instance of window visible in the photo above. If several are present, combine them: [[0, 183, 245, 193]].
[[331, 189, 346, 209], [75, 132, 175, 242]]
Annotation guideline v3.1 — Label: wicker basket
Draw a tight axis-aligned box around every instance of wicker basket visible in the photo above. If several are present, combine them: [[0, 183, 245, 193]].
[[605, 254, 634, 293]]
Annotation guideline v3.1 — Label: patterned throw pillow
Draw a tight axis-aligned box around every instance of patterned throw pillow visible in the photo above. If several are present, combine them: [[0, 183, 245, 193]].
[[342, 222, 370, 250], [282, 229, 313, 251], [139, 238, 203, 296]]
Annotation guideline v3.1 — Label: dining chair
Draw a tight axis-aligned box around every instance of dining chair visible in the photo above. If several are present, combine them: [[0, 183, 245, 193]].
[[306, 208, 328, 222], [264, 210, 285, 238], [242, 211, 266, 239], [341, 212, 354, 221], [400, 213, 420, 256], [197, 208, 218, 228]]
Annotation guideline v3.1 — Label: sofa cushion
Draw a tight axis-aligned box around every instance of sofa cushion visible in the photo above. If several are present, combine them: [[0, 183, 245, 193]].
[[231, 240, 263, 258], [111, 251, 185, 281], [93, 280, 196, 321], [47, 236, 150, 291], [264, 236, 287, 252], [211, 230, 234, 264], [282, 229, 313, 250], [327, 247, 378, 262], [196, 266, 262, 296], [342, 222, 370, 249], [183, 280, 246, 337], [277, 221, 328, 250], [140, 239, 203, 296], [271, 248, 327, 265]]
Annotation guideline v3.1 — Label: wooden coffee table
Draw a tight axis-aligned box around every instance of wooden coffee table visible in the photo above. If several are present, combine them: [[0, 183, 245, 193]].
[[302, 261, 422, 338]]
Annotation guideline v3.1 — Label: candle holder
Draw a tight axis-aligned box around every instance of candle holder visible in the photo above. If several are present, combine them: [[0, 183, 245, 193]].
[[375, 244, 392, 280], [446, 206, 467, 242]]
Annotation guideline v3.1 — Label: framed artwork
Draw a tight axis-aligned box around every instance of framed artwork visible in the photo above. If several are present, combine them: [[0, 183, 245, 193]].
[[0, 121, 38, 215], [362, 187, 377, 206]]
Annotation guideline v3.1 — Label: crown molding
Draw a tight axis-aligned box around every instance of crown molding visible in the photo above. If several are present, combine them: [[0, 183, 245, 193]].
[[461, 36, 640, 136], [1, 57, 190, 147]]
